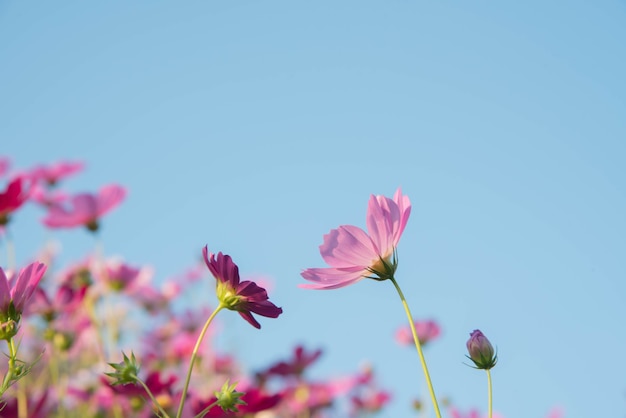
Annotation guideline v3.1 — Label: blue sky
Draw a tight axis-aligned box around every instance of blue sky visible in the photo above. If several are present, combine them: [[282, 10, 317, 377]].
[[1, 1, 625, 417]]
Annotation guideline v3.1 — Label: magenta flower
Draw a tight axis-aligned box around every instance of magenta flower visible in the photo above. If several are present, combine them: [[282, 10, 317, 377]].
[[0, 262, 47, 339], [264, 345, 323, 378], [101, 259, 142, 291], [202, 247, 283, 329], [301, 188, 411, 289], [0, 176, 30, 226], [42, 184, 126, 231], [396, 319, 441, 347]]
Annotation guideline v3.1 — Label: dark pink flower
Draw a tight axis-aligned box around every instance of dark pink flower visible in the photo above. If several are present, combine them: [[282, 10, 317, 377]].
[[42, 184, 126, 231], [0, 176, 30, 226], [28, 160, 84, 186], [28, 284, 87, 322], [301, 188, 411, 289], [203, 247, 283, 329], [101, 259, 142, 291], [265, 345, 323, 378], [395, 319, 441, 346]]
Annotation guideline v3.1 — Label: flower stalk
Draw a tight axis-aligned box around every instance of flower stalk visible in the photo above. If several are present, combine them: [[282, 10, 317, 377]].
[[175, 303, 225, 418], [390, 277, 442, 418]]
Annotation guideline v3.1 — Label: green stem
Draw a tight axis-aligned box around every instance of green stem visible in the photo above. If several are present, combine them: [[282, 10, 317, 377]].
[[1, 338, 17, 394], [134, 374, 171, 418], [486, 369, 493, 418], [175, 304, 225, 418], [389, 277, 441, 418]]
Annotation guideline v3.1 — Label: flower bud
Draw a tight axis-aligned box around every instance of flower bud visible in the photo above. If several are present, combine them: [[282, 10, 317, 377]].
[[105, 351, 140, 385], [466, 329, 497, 370], [215, 380, 246, 413]]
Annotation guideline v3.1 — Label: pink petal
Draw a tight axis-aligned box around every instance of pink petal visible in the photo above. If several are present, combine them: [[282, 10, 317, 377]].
[[70, 194, 98, 221], [300, 266, 367, 289], [97, 184, 126, 217], [320, 225, 378, 268], [392, 187, 411, 245], [0, 268, 11, 311], [366, 194, 400, 257]]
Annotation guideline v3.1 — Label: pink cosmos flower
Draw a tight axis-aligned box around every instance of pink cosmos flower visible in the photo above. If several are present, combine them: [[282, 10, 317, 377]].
[[42, 184, 126, 231], [30, 183, 69, 207], [28, 160, 84, 186], [99, 259, 143, 291], [395, 319, 441, 346], [0, 176, 30, 226], [301, 188, 411, 289], [203, 247, 283, 329], [0, 262, 47, 316]]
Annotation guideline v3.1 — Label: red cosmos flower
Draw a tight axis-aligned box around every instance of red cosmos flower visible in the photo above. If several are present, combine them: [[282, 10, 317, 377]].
[[42, 184, 126, 232], [202, 247, 283, 329], [0, 176, 30, 226]]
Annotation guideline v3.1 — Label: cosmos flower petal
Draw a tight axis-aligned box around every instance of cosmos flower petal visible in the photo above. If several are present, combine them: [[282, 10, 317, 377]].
[[320, 225, 378, 267], [97, 184, 127, 216], [366, 194, 399, 257], [299, 266, 367, 289], [0, 268, 10, 311], [238, 310, 261, 329], [392, 187, 411, 245]]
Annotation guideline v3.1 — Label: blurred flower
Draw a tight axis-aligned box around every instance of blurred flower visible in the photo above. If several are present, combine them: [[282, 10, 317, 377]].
[[301, 188, 411, 289], [264, 345, 323, 378], [100, 259, 142, 291], [466, 329, 497, 370], [42, 184, 126, 232], [0, 157, 10, 178], [29, 284, 87, 322], [0, 176, 30, 226], [28, 160, 84, 186], [351, 390, 391, 415], [203, 247, 283, 329], [395, 319, 441, 346], [29, 183, 69, 207]]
